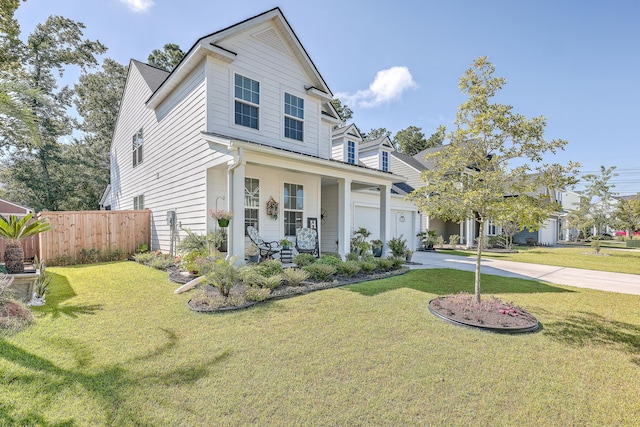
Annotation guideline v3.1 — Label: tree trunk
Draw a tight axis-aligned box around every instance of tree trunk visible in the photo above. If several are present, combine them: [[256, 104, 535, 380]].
[[474, 220, 485, 304], [4, 242, 25, 274]]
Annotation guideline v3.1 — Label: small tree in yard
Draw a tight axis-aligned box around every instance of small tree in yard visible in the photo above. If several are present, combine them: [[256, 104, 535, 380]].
[[409, 57, 578, 303], [567, 166, 618, 249], [613, 195, 640, 239]]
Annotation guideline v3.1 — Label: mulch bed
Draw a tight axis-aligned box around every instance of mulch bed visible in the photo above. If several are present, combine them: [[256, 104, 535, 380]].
[[187, 267, 410, 312], [429, 293, 539, 334]]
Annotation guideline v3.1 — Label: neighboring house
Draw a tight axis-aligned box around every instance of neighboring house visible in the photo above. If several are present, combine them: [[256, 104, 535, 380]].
[[0, 199, 33, 218], [106, 8, 410, 259]]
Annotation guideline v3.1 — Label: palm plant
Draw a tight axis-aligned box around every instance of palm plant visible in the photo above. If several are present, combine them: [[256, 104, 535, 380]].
[[0, 213, 52, 274]]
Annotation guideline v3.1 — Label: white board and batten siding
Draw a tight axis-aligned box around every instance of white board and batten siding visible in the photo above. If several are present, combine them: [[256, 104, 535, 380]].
[[204, 22, 331, 161]]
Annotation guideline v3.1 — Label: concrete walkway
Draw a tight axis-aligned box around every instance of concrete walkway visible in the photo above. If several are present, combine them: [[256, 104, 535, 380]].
[[408, 250, 640, 296]]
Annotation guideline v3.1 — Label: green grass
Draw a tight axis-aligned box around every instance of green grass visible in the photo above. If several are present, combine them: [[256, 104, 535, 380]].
[[446, 245, 640, 274], [1, 261, 639, 425]]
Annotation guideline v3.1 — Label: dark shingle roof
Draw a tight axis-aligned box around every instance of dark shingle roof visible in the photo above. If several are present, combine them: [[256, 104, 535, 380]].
[[390, 151, 425, 172], [391, 181, 415, 195], [132, 59, 170, 92], [412, 145, 447, 169]]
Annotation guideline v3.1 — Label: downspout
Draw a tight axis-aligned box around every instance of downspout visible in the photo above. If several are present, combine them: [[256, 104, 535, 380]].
[[227, 146, 244, 257]]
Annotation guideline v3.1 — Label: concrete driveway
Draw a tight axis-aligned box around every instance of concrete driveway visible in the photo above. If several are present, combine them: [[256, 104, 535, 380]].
[[408, 250, 640, 296]]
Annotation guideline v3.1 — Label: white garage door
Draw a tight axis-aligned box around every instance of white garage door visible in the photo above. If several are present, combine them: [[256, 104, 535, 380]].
[[354, 206, 415, 249]]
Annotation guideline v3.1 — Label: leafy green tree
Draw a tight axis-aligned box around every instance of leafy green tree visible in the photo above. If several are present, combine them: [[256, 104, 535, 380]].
[[409, 57, 578, 303], [393, 125, 427, 155], [330, 98, 353, 124], [2, 16, 106, 211], [0, 0, 23, 72], [425, 125, 446, 148], [363, 127, 391, 141], [613, 196, 640, 239], [148, 43, 184, 71], [568, 166, 618, 241]]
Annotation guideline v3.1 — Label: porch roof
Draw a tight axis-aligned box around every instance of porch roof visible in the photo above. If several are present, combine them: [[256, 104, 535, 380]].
[[202, 131, 407, 185]]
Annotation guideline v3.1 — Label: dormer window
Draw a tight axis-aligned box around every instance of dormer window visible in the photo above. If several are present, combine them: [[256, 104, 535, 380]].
[[381, 151, 389, 171], [347, 140, 355, 164], [284, 92, 304, 141], [235, 74, 259, 129]]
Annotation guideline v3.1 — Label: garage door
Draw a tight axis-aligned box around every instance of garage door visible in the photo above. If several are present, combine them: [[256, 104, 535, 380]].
[[354, 206, 415, 248]]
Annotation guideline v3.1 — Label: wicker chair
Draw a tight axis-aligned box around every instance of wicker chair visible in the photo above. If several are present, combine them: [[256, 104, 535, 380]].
[[295, 227, 318, 257], [247, 226, 279, 260]]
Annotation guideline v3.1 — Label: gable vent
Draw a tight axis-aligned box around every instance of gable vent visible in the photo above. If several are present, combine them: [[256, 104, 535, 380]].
[[252, 28, 290, 55]]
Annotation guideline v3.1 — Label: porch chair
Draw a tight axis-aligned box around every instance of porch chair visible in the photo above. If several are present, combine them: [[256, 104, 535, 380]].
[[295, 227, 319, 257], [247, 226, 279, 260]]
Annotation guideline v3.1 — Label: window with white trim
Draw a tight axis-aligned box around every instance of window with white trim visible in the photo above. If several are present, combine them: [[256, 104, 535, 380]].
[[487, 220, 498, 236], [234, 74, 259, 129], [381, 151, 389, 171], [244, 177, 259, 235], [284, 92, 304, 141], [283, 183, 303, 236], [347, 140, 355, 164], [133, 195, 144, 210], [132, 128, 143, 167]]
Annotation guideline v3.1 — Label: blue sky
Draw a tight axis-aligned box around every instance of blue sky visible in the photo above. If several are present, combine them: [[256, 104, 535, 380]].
[[15, 0, 640, 195]]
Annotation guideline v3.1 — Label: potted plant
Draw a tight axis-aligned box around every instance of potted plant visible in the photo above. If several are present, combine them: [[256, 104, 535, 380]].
[[350, 227, 372, 254], [417, 230, 437, 251], [370, 239, 383, 257], [208, 209, 233, 228], [0, 213, 52, 274], [246, 243, 259, 263], [280, 238, 292, 250], [405, 249, 414, 263]]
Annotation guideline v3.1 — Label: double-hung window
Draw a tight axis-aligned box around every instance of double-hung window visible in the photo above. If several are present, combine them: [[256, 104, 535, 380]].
[[347, 140, 355, 164], [381, 151, 389, 171], [283, 183, 303, 236], [284, 92, 304, 141], [132, 128, 143, 167], [244, 177, 259, 235], [234, 74, 259, 129], [133, 195, 144, 210]]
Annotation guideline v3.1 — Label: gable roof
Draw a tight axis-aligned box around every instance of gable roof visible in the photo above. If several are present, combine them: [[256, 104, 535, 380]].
[[390, 151, 425, 172], [359, 136, 393, 151], [0, 199, 33, 216], [332, 123, 362, 140], [412, 145, 447, 169], [131, 60, 169, 92], [146, 8, 332, 109]]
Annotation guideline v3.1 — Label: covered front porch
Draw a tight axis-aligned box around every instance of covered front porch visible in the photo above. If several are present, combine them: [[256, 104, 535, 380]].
[[203, 135, 405, 261]]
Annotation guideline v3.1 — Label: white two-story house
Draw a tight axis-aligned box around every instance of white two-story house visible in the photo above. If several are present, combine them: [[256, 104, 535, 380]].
[[106, 8, 415, 258]]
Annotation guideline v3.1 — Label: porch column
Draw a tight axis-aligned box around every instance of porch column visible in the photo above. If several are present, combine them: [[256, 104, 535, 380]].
[[229, 160, 245, 261], [337, 178, 351, 258], [460, 221, 465, 245], [379, 184, 391, 255]]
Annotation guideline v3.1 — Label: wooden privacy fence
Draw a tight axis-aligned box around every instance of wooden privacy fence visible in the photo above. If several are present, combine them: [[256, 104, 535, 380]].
[[38, 210, 151, 263], [0, 235, 39, 262]]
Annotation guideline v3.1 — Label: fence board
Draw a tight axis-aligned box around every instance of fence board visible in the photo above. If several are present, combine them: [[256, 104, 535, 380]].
[[38, 210, 150, 263]]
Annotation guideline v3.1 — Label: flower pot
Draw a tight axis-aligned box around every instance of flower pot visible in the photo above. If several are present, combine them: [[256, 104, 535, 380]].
[[372, 247, 382, 257], [217, 219, 230, 228], [248, 254, 259, 263], [282, 244, 290, 250]]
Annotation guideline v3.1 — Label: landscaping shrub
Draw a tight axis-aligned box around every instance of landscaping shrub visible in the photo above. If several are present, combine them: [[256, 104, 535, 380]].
[[80, 248, 100, 264], [316, 254, 343, 268], [206, 258, 244, 297], [134, 252, 156, 264], [258, 274, 282, 290], [189, 290, 224, 310], [256, 259, 284, 277], [375, 258, 394, 272], [150, 255, 175, 270], [345, 252, 360, 262], [293, 253, 316, 267], [449, 234, 460, 246], [244, 285, 271, 302], [48, 255, 75, 266], [389, 256, 405, 269], [303, 264, 337, 281], [339, 260, 361, 277], [388, 235, 408, 257], [106, 248, 125, 261], [282, 267, 309, 286], [360, 261, 377, 273]]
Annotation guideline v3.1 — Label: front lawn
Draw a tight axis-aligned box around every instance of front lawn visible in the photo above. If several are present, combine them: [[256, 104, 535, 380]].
[[1, 261, 639, 425], [446, 246, 640, 274]]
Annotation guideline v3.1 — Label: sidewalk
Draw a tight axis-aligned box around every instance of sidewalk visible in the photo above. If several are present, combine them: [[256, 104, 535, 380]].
[[408, 250, 640, 296]]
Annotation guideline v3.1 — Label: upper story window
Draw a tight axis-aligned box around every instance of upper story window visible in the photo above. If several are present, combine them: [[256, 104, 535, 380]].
[[132, 128, 143, 167], [235, 74, 259, 129], [284, 92, 304, 141], [347, 140, 355, 164], [381, 151, 389, 171]]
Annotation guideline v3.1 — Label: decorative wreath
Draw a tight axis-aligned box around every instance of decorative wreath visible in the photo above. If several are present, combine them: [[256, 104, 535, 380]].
[[266, 196, 279, 220]]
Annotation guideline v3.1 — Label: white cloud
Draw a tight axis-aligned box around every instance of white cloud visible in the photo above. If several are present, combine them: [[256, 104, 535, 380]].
[[336, 66, 417, 108], [120, 0, 155, 13]]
